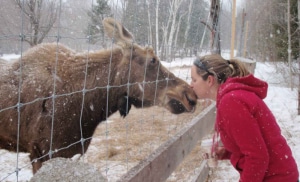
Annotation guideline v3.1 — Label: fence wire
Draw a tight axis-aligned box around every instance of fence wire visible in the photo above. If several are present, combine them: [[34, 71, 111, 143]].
[[0, 0, 208, 181]]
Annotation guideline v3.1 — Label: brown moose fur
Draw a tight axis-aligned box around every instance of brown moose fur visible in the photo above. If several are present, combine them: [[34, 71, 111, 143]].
[[0, 18, 197, 173]]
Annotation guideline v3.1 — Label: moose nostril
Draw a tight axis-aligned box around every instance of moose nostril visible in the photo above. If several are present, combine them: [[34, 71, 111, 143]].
[[186, 93, 196, 106], [189, 100, 196, 106]]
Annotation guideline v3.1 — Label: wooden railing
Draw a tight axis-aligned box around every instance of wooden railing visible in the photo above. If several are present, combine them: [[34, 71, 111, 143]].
[[118, 104, 216, 182]]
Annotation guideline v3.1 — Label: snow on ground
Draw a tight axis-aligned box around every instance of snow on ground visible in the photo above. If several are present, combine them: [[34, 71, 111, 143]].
[[0, 54, 299, 181], [0, 54, 20, 61]]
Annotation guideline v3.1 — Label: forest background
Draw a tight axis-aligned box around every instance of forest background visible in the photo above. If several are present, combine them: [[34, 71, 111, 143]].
[[1, 0, 300, 110], [0, 0, 298, 63]]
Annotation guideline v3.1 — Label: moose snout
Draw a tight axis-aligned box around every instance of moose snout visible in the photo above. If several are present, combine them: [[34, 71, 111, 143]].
[[184, 89, 197, 112], [186, 92, 197, 110]]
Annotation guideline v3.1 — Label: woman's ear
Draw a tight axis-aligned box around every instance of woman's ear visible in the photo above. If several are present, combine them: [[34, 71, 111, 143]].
[[207, 75, 215, 86]]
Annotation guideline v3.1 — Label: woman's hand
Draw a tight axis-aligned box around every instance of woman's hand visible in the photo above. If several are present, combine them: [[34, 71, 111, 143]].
[[214, 146, 231, 160]]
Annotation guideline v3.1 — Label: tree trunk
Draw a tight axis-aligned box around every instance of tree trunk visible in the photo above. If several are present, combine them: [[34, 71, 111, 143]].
[[155, 0, 160, 54], [210, 0, 221, 54], [297, 0, 300, 114], [160, 1, 173, 60], [183, 0, 194, 49], [230, 0, 236, 58], [146, 0, 152, 46], [167, 0, 184, 60], [287, 0, 293, 89], [238, 9, 246, 57], [174, 13, 185, 60], [15, 0, 57, 47]]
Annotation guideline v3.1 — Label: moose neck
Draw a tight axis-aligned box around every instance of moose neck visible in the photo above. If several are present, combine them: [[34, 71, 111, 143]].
[[64, 48, 130, 127]]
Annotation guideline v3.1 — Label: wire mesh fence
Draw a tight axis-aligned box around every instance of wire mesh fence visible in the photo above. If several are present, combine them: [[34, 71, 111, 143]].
[[0, 0, 216, 181]]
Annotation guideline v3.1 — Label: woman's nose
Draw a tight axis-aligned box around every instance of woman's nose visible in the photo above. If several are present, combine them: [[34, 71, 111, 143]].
[[190, 83, 194, 88]]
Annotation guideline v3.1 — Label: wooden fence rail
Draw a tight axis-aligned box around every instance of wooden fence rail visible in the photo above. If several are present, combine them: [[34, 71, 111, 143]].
[[118, 104, 216, 182]]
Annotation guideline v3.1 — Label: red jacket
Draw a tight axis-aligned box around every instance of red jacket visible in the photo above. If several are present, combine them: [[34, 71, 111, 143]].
[[216, 74, 299, 182]]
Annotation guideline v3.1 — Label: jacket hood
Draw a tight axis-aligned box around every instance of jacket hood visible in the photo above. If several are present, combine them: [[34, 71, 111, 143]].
[[217, 74, 268, 107]]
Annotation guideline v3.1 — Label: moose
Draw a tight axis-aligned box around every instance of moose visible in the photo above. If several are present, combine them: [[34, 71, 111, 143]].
[[0, 18, 197, 173]]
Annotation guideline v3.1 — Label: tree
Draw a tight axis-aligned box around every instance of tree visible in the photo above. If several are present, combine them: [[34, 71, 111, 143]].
[[166, 0, 185, 60], [146, 0, 153, 46], [15, 0, 59, 47], [189, 0, 210, 53], [158, 0, 209, 60], [271, 0, 299, 62], [105, 0, 209, 60], [210, 0, 221, 54], [155, 0, 161, 54], [243, 0, 299, 61], [243, 0, 275, 60], [297, 0, 300, 114], [182, 0, 194, 50], [86, 0, 112, 44]]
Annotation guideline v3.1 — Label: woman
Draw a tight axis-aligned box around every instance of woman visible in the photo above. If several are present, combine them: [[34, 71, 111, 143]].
[[190, 54, 299, 182]]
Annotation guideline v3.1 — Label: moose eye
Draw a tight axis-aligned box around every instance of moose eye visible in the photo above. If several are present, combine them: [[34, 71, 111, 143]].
[[150, 58, 156, 64]]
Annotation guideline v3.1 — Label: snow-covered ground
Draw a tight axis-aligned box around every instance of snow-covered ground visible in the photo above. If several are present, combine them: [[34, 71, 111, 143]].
[[0, 53, 299, 181]]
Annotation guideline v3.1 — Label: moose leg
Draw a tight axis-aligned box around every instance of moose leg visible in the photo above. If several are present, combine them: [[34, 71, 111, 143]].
[[29, 143, 49, 174], [31, 159, 42, 174]]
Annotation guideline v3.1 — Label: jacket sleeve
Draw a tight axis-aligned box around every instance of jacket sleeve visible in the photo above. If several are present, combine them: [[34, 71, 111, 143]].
[[219, 149, 231, 160], [218, 95, 269, 182]]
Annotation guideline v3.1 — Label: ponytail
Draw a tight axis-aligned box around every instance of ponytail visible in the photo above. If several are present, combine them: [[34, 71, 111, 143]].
[[227, 58, 250, 78]]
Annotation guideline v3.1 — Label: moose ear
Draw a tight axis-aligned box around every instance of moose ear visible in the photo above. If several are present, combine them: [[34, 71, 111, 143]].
[[102, 17, 134, 44]]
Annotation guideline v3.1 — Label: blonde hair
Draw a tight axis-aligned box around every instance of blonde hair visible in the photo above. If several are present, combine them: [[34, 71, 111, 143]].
[[193, 54, 250, 84]]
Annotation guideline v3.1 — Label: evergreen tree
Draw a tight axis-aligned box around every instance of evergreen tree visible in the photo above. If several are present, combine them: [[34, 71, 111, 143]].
[[122, 1, 149, 45], [86, 0, 112, 44], [272, 0, 299, 61]]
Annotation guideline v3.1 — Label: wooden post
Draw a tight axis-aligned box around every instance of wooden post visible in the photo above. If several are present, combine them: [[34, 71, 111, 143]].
[[238, 8, 245, 57], [230, 0, 236, 59], [243, 21, 249, 57]]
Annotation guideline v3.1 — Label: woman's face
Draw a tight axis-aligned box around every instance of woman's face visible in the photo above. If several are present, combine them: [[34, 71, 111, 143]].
[[190, 65, 212, 100]]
